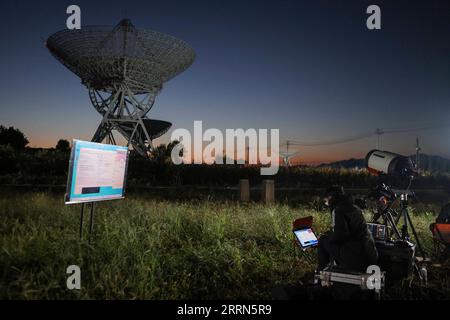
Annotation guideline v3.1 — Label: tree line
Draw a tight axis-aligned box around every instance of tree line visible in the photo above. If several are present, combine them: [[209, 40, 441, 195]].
[[1, 125, 450, 190]]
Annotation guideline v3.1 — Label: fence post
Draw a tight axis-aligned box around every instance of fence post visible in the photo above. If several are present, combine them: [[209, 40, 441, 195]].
[[261, 180, 275, 204], [238, 179, 250, 202]]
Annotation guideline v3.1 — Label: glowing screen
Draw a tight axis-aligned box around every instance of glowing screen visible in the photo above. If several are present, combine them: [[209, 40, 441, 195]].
[[65, 140, 129, 204]]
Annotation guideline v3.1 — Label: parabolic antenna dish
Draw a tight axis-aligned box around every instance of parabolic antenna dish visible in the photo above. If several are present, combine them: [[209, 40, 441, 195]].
[[122, 119, 172, 140], [47, 19, 195, 156], [47, 19, 195, 93]]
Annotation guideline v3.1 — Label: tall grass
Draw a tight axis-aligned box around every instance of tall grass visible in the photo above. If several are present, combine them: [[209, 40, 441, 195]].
[[0, 192, 447, 299]]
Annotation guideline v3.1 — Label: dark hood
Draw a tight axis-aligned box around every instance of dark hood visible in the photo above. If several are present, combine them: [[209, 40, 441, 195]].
[[329, 194, 354, 211]]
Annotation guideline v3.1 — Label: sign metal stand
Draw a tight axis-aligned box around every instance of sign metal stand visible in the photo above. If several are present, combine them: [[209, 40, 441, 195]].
[[79, 202, 96, 243]]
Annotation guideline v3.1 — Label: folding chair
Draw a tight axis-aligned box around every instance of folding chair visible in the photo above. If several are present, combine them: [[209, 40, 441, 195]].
[[292, 216, 317, 265], [429, 223, 450, 262]]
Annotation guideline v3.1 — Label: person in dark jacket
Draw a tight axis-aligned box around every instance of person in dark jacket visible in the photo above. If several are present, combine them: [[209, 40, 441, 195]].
[[318, 186, 378, 272]]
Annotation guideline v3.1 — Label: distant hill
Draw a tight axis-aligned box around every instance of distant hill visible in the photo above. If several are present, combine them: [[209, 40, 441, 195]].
[[318, 158, 365, 169], [319, 154, 450, 173]]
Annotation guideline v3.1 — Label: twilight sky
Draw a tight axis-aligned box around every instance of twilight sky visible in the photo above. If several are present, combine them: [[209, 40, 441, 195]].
[[1, 0, 450, 163]]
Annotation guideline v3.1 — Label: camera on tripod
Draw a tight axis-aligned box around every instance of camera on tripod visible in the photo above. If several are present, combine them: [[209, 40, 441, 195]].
[[365, 150, 427, 282]]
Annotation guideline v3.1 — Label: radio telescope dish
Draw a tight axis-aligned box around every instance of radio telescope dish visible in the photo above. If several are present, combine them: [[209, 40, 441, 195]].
[[47, 19, 195, 156], [280, 151, 299, 167]]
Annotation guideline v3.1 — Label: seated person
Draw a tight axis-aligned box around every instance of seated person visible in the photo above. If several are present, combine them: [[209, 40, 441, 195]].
[[430, 203, 450, 262], [272, 187, 379, 300], [437, 203, 450, 224], [318, 186, 378, 272]]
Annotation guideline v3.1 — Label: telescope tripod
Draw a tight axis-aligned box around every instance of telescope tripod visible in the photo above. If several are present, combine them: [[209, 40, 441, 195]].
[[374, 189, 429, 284], [373, 183, 426, 258], [384, 192, 426, 260]]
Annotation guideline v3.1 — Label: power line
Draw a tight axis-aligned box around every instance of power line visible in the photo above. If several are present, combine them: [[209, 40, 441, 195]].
[[382, 123, 450, 134], [285, 123, 450, 148], [286, 131, 374, 147]]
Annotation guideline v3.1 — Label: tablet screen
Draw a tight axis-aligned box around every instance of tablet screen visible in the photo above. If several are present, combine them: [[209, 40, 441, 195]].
[[294, 228, 318, 248], [367, 223, 387, 241]]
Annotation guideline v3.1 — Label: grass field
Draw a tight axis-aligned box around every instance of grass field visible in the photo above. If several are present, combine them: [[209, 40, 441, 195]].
[[0, 192, 449, 299]]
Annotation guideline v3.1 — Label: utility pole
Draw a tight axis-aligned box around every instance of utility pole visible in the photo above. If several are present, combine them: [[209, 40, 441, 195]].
[[376, 128, 383, 149], [285, 140, 290, 167], [415, 137, 421, 173], [246, 146, 249, 165]]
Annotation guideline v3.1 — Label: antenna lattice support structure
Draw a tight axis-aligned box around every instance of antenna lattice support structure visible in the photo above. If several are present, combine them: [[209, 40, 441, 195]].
[[47, 19, 195, 156]]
